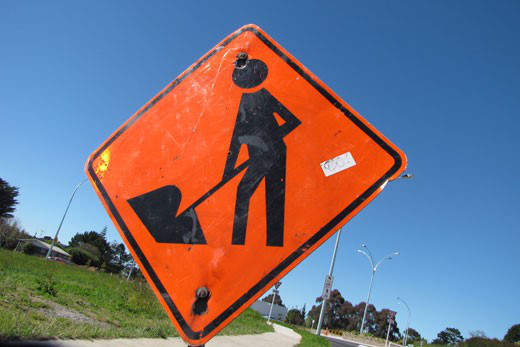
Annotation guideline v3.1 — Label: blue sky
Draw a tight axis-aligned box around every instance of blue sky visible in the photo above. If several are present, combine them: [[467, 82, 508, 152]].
[[1, 0, 519, 341]]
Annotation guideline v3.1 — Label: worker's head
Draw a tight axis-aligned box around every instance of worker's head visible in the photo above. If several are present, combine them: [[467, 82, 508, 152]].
[[232, 57, 268, 89]]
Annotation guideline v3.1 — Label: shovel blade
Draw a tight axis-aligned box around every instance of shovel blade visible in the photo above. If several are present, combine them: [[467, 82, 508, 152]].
[[127, 185, 207, 244]]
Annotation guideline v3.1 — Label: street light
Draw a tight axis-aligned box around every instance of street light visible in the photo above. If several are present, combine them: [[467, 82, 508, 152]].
[[398, 173, 414, 180], [46, 178, 88, 259], [397, 297, 411, 346], [358, 244, 399, 334]]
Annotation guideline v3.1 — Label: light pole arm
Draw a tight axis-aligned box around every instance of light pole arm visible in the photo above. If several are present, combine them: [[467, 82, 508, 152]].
[[374, 252, 398, 271], [357, 249, 374, 271]]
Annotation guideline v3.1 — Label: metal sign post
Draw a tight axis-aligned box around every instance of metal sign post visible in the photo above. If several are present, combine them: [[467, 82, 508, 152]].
[[316, 228, 342, 335], [268, 283, 281, 322], [385, 310, 396, 347]]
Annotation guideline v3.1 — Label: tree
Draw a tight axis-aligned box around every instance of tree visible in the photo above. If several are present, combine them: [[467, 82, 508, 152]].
[[69, 230, 111, 269], [307, 289, 361, 331], [100, 226, 107, 239], [0, 178, 19, 219], [504, 324, 520, 343], [373, 308, 401, 341], [405, 327, 422, 344], [68, 229, 133, 274], [69, 246, 99, 266], [307, 290, 344, 330], [0, 218, 30, 249], [464, 337, 515, 347], [348, 302, 366, 332], [285, 308, 305, 326], [433, 327, 464, 345], [262, 293, 285, 307], [305, 290, 403, 339], [307, 302, 320, 328], [111, 242, 131, 267], [469, 330, 486, 338], [106, 241, 131, 273]]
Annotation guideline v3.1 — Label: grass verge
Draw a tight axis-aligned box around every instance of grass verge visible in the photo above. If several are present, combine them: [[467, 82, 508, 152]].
[[0, 249, 272, 340], [274, 321, 330, 347]]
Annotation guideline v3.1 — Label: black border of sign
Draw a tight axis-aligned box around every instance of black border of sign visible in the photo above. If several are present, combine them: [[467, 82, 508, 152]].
[[87, 26, 403, 341]]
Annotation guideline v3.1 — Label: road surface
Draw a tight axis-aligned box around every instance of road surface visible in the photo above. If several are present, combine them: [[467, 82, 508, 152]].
[[326, 336, 379, 347]]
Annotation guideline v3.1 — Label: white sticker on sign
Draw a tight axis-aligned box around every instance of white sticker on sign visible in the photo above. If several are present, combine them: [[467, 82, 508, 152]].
[[320, 152, 356, 177]]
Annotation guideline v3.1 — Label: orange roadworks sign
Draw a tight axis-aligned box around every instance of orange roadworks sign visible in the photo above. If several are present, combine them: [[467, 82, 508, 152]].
[[86, 24, 407, 345]]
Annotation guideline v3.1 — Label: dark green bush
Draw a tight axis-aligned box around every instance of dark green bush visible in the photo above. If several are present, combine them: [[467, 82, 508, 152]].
[[22, 242, 35, 254], [69, 246, 100, 267], [504, 324, 520, 344], [285, 308, 305, 326], [462, 337, 516, 347], [36, 276, 57, 296]]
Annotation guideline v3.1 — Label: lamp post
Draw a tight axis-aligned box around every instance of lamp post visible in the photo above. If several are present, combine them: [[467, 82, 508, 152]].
[[397, 297, 411, 346], [358, 244, 399, 334], [46, 178, 88, 259]]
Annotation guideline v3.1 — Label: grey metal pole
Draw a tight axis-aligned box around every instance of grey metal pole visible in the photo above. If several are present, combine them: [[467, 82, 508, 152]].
[[358, 246, 399, 334], [126, 261, 135, 281], [316, 227, 342, 336], [359, 269, 375, 334], [385, 319, 392, 347], [46, 178, 88, 259], [397, 297, 411, 346], [268, 289, 276, 322]]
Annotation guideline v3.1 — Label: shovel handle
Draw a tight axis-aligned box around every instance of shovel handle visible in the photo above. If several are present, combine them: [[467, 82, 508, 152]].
[[183, 159, 250, 212]]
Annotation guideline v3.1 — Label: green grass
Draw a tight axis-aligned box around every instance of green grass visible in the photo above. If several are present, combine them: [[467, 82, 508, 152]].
[[275, 321, 330, 347], [0, 249, 272, 340], [295, 328, 331, 347], [221, 309, 273, 336]]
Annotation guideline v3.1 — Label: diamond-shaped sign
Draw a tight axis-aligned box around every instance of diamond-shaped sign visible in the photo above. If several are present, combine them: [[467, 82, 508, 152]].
[[86, 24, 406, 345]]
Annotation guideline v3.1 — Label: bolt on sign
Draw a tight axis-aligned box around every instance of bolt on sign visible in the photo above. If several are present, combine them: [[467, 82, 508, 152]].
[[86, 24, 407, 345]]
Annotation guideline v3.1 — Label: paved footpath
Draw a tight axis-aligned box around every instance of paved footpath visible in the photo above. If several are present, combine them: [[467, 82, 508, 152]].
[[4, 323, 301, 347]]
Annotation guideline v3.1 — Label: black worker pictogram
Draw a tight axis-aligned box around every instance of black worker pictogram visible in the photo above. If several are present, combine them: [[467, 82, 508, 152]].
[[224, 57, 301, 246], [127, 57, 301, 247]]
